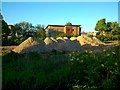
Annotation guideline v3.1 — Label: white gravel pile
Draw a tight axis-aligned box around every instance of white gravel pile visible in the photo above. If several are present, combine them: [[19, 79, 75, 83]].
[[13, 35, 104, 53], [12, 37, 39, 53]]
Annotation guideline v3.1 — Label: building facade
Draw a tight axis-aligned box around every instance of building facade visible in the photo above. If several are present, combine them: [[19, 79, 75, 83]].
[[45, 25, 81, 36]]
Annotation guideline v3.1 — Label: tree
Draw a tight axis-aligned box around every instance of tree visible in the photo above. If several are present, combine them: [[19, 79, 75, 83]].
[[111, 22, 120, 35], [2, 20, 10, 41], [106, 22, 112, 32], [14, 21, 34, 37], [35, 24, 46, 41], [65, 22, 72, 25], [95, 18, 107, 34]]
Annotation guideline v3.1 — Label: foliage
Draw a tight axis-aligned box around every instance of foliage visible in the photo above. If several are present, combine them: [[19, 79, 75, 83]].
[[2, 46, 120, 89], [95, 18, 107, 33], [2, 37, 26, 46], [96, 35, 120, 41], [14, 21, 34, 38], [34, 24, 46, 42], [69, 45, 120, 88], [53, 33, 78, 39], [2, 19, 46, 45], [2, 20, 11, 41], [95, 19, 120, 35]]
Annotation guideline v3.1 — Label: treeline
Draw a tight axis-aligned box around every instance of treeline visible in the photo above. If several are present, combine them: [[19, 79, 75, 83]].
[[95, 18, 120, 41], [2, 17, 120, 45], [2, 20, 46, 46]]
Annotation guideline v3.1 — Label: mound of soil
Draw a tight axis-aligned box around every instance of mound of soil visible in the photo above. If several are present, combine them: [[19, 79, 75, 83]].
[[12, 37, 39, 53], [12, 35, 105, 53]]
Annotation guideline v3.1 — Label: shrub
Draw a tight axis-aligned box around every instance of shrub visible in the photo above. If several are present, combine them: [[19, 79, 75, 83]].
[[96, 35, 120, 41], [2, 37, 26, 46], [53, 34, 78, 39], [69, 46, 120, 88]]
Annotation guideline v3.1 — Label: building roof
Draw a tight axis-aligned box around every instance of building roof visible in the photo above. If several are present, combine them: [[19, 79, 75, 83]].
[[45, 24, 81, 29]]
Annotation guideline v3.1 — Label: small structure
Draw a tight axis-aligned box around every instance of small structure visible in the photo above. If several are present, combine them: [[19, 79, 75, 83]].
[[87, 31, 100, 37], [45, 25, 81, 36]]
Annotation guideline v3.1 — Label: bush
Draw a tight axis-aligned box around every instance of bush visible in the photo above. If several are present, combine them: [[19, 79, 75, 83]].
[[2, 36, 26, 46], [69, 46, 120, 88], [96, 35, 120, 41], [53, 34, 78, 39]]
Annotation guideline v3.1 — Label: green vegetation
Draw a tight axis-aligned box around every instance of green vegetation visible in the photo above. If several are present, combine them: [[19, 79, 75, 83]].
[[95, 18, 120, 35], [2, 20, 46, 45], [95, 18, 120, 41], [53, 33, 78, 39], [34, 24, 46, 42], [2, 45, 120, 89], [2, 37, 26, 46], [2, 20, 11, 42], [95, 18, 107, 33], [96, 35, 120, 41], [2, 17, 120, 46]]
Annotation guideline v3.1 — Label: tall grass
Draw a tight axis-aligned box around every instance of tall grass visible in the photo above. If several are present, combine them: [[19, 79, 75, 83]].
[[2, 45, 120, 89]]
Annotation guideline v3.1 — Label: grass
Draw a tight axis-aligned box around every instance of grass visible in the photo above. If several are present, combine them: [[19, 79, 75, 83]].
[[2, 45, 120, 89]]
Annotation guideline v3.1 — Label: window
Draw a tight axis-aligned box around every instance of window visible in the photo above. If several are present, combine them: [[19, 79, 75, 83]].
[[67, 29, 70, 31], [72, 29, 74, 31]]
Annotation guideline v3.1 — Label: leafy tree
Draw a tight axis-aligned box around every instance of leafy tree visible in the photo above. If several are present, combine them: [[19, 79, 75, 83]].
[[2, 20, 10, 41], [110, 22, 120, 35], [9, 25, 16, 37], [35, 24, 46, 42], [106, 22, 112, 32], [95, 18, 107, 34], [65, 22, 72, 25], [14, 21, 34, 37], [14, 24, 22, 36]]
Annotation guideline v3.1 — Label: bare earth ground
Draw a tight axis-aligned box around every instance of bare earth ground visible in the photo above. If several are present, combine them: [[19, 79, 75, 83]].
[[0, 40, 119, 54]]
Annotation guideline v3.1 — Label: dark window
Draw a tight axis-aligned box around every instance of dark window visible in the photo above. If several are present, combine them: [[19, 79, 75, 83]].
[[67, 29, 70, 31], [72, 29, 74, 31]]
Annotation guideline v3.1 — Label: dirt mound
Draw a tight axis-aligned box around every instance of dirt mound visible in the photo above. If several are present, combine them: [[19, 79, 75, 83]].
[[70, 37, 77, 41], [56, 38, 81, 52], [77, 35, 105, 46], [63, 37, 68, 40], [12, 35, 104, 53], [12, 37, 39, 53], [13, 37, 82, 53]]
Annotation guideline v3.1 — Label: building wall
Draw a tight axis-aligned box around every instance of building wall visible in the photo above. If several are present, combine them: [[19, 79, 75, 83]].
[[65, 26, 73, 35], [46, 25, 81, 36], [64, 26, 81, 35], [72, 26, 80, 35], [46, 26, 64, 33]]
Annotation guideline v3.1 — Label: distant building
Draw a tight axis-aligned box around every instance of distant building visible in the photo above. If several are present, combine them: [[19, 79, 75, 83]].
[[45, 25, 81, 36], [87, 31, 100, 37]]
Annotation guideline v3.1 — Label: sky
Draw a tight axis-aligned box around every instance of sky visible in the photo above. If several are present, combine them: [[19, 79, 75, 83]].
[[2, 2, 118, 32]]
